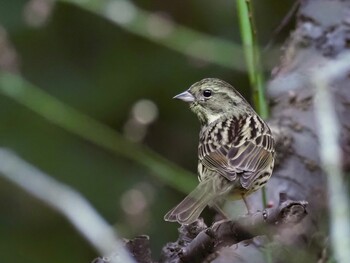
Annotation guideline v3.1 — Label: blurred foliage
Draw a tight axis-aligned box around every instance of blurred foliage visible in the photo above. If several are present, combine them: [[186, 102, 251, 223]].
[[0, 0, 295, 262]]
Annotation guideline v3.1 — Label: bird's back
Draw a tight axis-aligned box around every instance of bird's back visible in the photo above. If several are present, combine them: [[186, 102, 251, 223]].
[[197, 113, 275, 196]]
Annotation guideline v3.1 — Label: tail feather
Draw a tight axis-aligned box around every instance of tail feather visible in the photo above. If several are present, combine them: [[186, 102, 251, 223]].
[[164, 182, 215, 224]]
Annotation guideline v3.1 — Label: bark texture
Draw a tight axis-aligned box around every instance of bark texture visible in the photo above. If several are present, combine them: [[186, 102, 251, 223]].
[[160, 195, 308, 263]]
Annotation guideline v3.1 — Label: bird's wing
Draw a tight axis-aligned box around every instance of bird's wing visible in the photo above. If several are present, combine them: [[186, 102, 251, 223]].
[[198, 118, 238, 180], [198, 115, 275, 188], [199, 144, 237, 180], [228, 135, 274, 188]]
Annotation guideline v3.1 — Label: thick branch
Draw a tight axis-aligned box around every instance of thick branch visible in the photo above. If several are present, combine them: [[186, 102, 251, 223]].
[[161, 194, 308, 263]]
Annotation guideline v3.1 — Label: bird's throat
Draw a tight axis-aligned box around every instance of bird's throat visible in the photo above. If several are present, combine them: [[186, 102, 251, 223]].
[[196, 111, 222, 126], [190, 103, 223, 126]]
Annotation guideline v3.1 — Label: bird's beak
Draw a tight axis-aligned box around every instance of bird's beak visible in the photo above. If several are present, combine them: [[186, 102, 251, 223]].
[[173, 90, 195, 102]]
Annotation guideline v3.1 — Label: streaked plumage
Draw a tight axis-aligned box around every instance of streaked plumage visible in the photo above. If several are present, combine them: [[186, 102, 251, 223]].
[[164, 78, 275, 224]]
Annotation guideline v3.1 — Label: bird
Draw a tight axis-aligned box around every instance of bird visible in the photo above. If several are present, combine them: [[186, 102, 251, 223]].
[[164, 78, 275, 224]]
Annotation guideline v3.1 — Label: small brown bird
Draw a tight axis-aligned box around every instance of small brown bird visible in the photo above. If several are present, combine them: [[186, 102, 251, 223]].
[[164, 78, 275, 224]]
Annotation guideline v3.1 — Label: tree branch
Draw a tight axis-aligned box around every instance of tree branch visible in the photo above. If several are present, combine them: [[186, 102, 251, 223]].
[[161, 193, 308, 263]]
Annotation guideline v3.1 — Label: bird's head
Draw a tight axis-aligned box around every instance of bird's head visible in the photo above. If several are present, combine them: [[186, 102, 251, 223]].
[[174, 78, 252, 125]]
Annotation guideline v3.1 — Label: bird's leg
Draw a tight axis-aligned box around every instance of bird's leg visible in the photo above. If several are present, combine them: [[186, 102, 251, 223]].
[[212, 204, 229, 220], [242, 195, 252, 214]]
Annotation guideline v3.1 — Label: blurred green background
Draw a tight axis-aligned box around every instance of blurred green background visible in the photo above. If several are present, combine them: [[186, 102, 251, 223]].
[[0, 0, 293, 262]]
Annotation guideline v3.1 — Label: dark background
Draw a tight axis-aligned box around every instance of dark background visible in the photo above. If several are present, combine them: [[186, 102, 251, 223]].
[[0, 0, 294, 262]]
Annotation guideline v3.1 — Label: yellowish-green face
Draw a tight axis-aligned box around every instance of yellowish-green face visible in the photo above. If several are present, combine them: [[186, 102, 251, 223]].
[[174, 78, 252, 125]]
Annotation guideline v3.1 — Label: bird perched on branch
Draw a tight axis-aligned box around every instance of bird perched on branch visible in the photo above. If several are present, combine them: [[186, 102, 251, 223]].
[[164, 78, 275, 224]]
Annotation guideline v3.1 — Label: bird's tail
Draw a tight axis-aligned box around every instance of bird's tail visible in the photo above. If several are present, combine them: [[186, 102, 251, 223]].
[[164, 181, 215, 224]]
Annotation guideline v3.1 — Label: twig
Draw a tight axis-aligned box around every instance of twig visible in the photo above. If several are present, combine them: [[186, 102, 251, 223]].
[[264, 1, 299, 51]]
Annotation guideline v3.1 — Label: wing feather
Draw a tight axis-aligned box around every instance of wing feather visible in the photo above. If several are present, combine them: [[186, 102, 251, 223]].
[[198, 115, 275, 188]]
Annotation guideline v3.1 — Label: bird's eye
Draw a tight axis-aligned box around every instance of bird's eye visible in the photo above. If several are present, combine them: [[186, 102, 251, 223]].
[[203, 90, 212, 98]]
